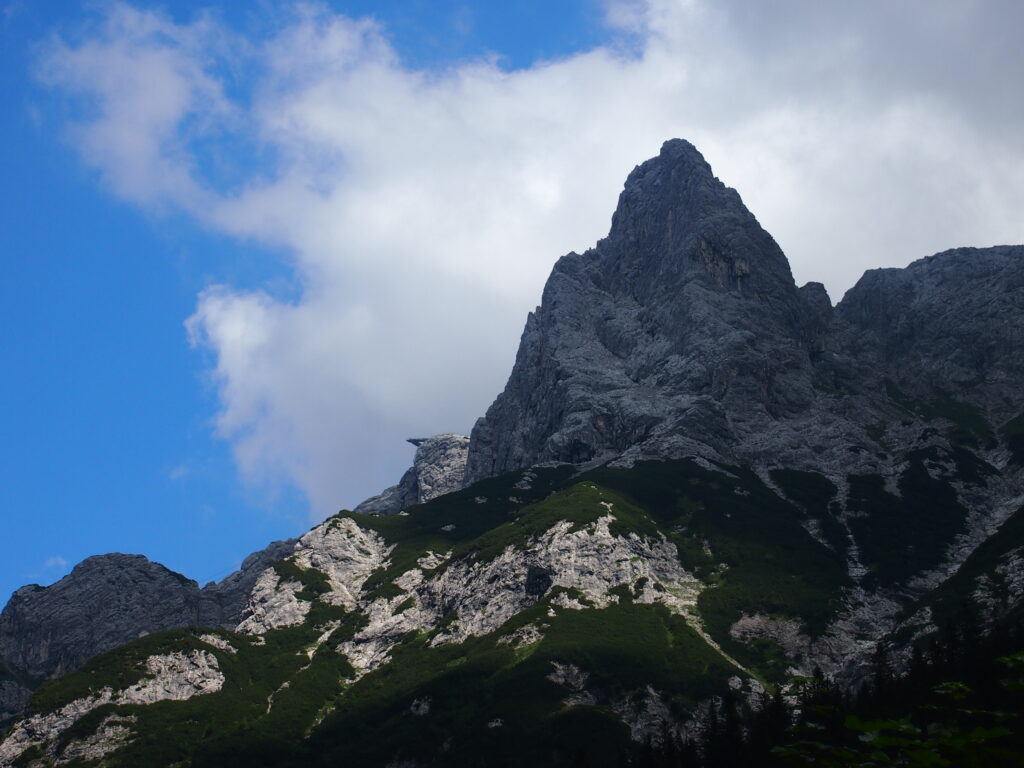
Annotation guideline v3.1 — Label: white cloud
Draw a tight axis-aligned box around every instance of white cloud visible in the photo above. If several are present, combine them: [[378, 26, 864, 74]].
[[43, 556, 68, 570], [42, 0, 1024, 517]]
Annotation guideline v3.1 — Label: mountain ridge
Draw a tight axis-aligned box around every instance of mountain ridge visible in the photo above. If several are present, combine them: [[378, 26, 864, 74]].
[[2, 139, 1022, 766]]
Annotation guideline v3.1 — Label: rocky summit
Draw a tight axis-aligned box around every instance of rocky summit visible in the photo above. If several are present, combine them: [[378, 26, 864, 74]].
[[1, 140, 1022, 767], [466, 139, 1024, 485], [467, 139, 821, 482]]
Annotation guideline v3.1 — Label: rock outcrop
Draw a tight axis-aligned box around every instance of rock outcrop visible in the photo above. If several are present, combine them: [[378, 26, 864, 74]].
[[0, 649, 223, 766], [0, 679, 31, 726], [465, 139, 1024, 484], [465, 139, 826, 484], [197, 538, 297, 628], [0, 539, 296, 693], [0, 555, 203, 682], [832, 245, 1024, 423], [355, 433, 470, 515]]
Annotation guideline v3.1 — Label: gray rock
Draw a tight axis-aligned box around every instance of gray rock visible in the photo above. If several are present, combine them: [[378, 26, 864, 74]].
[[0, 538, 296, 694], [833, 245, 1024, 423], [466, 139, 824, 483], [355, 434, 469, 515], [0, 555, 202, 681], [465, 139, 1024, 486], [198, 538, 297, 628], [0, 679, 31, 725]]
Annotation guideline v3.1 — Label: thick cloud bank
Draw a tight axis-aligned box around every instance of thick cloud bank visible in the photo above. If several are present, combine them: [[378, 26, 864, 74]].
[[41, 0, 1024, 516]]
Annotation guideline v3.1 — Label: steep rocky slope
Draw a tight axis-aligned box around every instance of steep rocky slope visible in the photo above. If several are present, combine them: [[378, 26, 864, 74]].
[[0, 555, 202, 683], [0, 540, 295, 716], [466, 139, 822, 483], [3, 458, 1020, 766], [465, 140, 1024, 488]]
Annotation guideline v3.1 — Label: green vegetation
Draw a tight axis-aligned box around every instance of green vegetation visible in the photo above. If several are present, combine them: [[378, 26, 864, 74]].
[[905, 503, 1024, 631], [847, 449, 968, 587], [775, 626, 1024, 768], [769, 469, 848, 556], [446, 480, 658, 566], [192, 600, 740, 767], [271, 560, 331, 600], [20, 614, 370, 766], [14, 453, 1021, 766], [884, 380, 995, 447], [346, 465, 577, 598], [28, 629, 209, 715], [583, 460, 849, 670]]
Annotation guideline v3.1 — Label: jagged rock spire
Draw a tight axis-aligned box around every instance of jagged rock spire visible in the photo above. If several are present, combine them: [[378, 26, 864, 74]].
[[465, 140, 819, 483]]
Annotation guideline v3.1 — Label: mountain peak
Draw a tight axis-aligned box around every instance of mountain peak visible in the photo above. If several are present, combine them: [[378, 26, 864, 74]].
[[465, 139, 816, 483], [598, 138, 797, 305]]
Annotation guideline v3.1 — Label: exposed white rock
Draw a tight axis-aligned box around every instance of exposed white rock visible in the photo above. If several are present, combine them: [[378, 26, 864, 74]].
[[338, 588, 428, 675], [428, 514, 702, 646], [235, 517, 392, 634], [513, 471, 537, 490], [802, 589, 904, 680], [730, 614, 811, 666], [295, 518, 393, 610], [413, 435, 470, 502], [409, 697, 430, 716], [417, 551, 451, 570], [198, 633, 237, 654], [974, 546, 1024, 624], [54, 714, 135, 766], [611, 686, 673, 745], [336, 511, 707, 679], [0, 650, 222, 765], [120, 651, 223, 705], [235, 568, 309, 635], [498, 623, 544, 649], [550, 592, 588, 610], [547, 662, 589, 692], [354, 434, 469, 516], [908, 472, 1024, 594], [0, 692, 114, 766], [266, 680, 290, 714]]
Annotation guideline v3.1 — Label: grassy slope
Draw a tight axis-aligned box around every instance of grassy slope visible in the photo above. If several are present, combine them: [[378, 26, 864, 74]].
[[846, 447, 990, 588], [910, 503, 1024, 631], [582, 461, 849, 668], [193, 598, 740, 768], [15, 453, 1003, 766]]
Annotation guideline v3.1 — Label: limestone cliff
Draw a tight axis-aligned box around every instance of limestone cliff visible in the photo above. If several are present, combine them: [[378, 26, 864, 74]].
[[354, 433, 470, 516]]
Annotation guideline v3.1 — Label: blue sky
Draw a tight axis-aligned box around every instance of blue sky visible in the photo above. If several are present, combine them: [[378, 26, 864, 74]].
[[2, 0, 1022, 606], [0, 0, 613, 600]]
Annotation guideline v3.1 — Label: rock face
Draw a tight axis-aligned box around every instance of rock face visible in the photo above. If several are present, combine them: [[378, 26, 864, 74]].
[[0, 539, 296, 691], [355, 433, 470, 515], [832, 245, 1024, 423], [198, 538, 297, 628], [466, 139, 1024, 484], [0, 555, 202, 681], [465, 139, 823, 483], [0, 649, 223, 766], [235, 495, 706, 679], [0, 679, 31, 725]]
